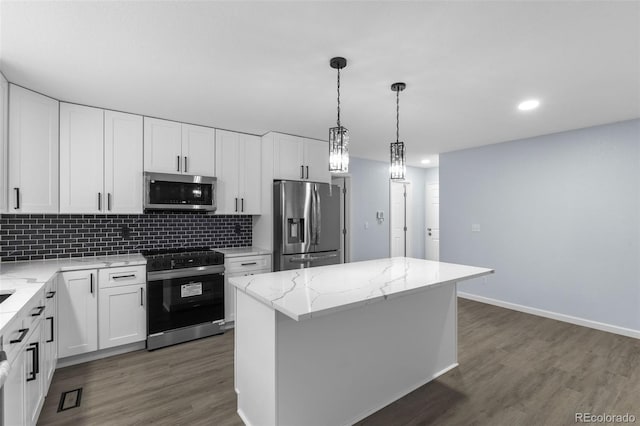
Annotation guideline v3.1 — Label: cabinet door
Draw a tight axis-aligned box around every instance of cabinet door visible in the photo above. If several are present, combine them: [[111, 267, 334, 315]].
[[59, 270, 98, 358], [98, 284, 146, 349], [143, 117, 182, 173], [8, 84, 59, 213], [182, 124, 215, 176], [3, 349, 26, 426], [59, 103, 105, 213], [43, 277, 58, 389], [0, 75, 8, 213], [239, 134, 262, 214], [25, 322, 43, 426], [104, 110, 143, 213], [304, 139, 331, 183], [215, 129, 241, 214], [273, 133, 304, 181]]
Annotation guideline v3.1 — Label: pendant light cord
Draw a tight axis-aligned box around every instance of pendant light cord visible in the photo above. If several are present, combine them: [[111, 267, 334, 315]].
[[337, 66, 341, 128], [396, 89, 400, 143]]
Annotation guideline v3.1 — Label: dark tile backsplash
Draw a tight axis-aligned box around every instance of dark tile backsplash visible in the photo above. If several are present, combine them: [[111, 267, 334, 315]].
[[0, 213, 252, 262]]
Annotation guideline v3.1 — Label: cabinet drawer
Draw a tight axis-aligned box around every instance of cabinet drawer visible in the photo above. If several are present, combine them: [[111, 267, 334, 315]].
[[98, 265, 146, 289], [225, 255, 272, 273], [22, 289, 46, 331]]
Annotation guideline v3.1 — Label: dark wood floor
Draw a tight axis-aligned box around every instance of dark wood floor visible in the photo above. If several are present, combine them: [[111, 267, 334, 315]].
[[38, 299, 640, 426]]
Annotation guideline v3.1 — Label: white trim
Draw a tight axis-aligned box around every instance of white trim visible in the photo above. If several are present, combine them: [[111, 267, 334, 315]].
[[342, 363, 459, 426], [56, 341, 146, 368], [457, 292, 640, 339]]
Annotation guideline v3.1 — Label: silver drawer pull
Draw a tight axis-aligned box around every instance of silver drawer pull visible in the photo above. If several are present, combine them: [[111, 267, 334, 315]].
[[113, 274, 136, 280], [240, 262, 257, 266]]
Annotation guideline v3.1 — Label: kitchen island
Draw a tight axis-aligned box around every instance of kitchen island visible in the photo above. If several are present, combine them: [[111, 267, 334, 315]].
[[229, 257, 493, 426]]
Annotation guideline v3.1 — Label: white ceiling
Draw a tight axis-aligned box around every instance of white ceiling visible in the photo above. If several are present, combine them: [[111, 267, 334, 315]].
[[1, 1, 639, 168]]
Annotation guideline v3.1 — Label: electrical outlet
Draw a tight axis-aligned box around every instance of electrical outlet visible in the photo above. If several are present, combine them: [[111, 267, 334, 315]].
[[472, 224, 481, 232], [120, 225, 131, 240]]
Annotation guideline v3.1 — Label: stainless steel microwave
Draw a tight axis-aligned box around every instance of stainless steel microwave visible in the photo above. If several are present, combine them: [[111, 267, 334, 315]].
[[144, 172, 217, 211]]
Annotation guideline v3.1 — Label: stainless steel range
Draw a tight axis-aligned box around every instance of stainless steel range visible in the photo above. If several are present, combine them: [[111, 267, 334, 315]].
[[142, 247, 225, 350]]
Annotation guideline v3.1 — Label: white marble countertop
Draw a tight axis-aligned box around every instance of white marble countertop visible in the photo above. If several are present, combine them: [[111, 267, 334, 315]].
[[0, 255, 146, 332], [214, 246, 271, 258], [229, 257, 494, 321]]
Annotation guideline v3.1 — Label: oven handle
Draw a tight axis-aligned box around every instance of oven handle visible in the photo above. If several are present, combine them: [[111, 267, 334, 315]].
[[147, 265, 225, 281]]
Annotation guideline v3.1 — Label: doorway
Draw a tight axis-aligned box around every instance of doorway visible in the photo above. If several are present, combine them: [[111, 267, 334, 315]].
[[425, 183, 440, 260], [389, 180, 412, 257], [331, 176, 351, 263]]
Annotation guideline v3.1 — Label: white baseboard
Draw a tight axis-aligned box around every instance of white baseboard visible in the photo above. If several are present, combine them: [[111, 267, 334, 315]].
[[57, 341, 146, 368], [344, 363, 459, 426], [457, 291, 640, 339]]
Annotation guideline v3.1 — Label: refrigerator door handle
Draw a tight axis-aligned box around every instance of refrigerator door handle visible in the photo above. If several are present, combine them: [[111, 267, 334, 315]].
[[289, 253, 338, 263], [315, 185, 321, 244]]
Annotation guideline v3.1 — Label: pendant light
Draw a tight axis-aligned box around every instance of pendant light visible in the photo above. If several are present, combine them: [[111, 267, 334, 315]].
[[329, 57, 349, 173], [390, 82, 407, 180]]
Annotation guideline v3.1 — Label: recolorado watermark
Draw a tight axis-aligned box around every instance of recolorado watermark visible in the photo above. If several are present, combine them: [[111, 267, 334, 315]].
[[576, 412, 636, 423]]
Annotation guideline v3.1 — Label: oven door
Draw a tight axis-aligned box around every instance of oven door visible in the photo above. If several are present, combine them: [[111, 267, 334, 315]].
[[147, 265, 224, 335]]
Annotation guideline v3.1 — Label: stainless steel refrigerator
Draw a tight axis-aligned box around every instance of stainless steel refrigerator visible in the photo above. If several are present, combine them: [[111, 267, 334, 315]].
[[273, 180, 341, 271]]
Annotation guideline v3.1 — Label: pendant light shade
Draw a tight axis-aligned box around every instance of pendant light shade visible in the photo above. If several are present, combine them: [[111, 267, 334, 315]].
[[390, 82, 407, 180], [329, 57, 349, 173]]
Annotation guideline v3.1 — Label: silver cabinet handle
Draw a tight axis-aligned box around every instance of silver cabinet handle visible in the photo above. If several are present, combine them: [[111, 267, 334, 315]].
[[241, 262, 257, 266], [306, 166, 309, 179], [90, 273, 94, 294], [107, 193, 112, 211], [241, 198, 244, 212], [235, 197, 238, 212], [98, 193, 102, 211], [300, 165, 304, 179], [184, 156, 188, 173], [14, 188, 20, 210], [177, 155, 181, 172], [140, 287, 144, 306]]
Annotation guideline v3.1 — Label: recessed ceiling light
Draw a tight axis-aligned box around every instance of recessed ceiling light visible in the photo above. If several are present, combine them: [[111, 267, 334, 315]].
[[421, 159, 431, 164], [518, 99, 540, 111]]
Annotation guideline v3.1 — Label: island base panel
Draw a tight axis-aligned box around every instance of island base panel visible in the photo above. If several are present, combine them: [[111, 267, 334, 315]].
[[235, 282, 458, 426], [235, 289, 277, 425]]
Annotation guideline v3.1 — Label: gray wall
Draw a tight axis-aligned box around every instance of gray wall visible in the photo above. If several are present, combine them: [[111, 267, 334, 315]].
[[440, 119, 640, 332], [350, 157, 427, 261]]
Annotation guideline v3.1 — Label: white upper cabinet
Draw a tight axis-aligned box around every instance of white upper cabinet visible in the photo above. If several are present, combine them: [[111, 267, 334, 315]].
[[304, 139, 331, 183], [273, 133, 305, 181], [0, 74, 8, 212], [60, 104, 143, 214], [182, 124, 215, 176], [104, 111, 143, 213], [273, 133, 330, 184], [60, 103, 104, 213], [8, 84, 59, 213], [144, 118, 215, 176], [215, 129, 261, 214], [143, 117, 182, 174]]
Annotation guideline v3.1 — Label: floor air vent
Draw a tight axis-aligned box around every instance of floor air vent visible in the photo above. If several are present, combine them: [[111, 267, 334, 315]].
[[57, 388, 83, 412]]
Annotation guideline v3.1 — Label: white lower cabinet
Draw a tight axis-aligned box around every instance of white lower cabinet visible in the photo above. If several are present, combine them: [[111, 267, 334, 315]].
[[224, 254, 272, 323], [58, 269, 99, 358], [98, 282, 146, 349], [4, 336, 28, 426], [59, 266, 147, 356], [3, 289, 49, 426], [25, 321, 44, 426], [42, 276, 58, 390]]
